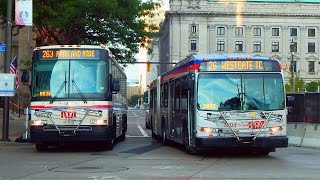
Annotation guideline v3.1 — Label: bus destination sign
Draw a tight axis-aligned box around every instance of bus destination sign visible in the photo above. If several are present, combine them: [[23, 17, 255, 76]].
[[199, 60, 280, 72], [40, 49, 101, 60]]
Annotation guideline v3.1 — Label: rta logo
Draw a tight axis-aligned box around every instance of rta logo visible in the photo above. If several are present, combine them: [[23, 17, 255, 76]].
[[61, 111, 76, 119]]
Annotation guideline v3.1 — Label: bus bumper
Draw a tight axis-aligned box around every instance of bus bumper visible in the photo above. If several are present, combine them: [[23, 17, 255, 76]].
[[194, 136, 288, 149], [30, 125, 112, 144]]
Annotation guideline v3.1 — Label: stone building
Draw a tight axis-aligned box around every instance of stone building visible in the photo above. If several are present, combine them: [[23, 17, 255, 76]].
[[0, 22, 35, 110], [158, 0, 320, 84], [145, 0, 168, 87]]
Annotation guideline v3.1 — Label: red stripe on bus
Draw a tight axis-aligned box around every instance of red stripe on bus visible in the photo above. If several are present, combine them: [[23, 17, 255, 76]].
[[30, 105, 112, 109]]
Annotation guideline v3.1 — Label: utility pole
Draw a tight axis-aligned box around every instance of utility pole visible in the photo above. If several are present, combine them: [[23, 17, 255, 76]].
[[1, 0, 12, 141], [290, 39, 295, 93]]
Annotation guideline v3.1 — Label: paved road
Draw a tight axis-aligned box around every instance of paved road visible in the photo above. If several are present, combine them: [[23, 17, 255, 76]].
[[0, 137, 320, 179], [1, 108, 320, 179], [0, 108, 27, 141]]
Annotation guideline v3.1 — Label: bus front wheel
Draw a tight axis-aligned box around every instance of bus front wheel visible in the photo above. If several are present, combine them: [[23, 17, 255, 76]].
[[161, 122, 168, 145], [35, 144, 48, 151], [183, 125, 197, 154]]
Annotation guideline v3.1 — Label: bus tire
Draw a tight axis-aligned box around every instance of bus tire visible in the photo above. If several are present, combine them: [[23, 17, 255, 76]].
[[161, 121, 168, 145], [151, 118, 157, 139], [122, 114, 127, 133], [119, 115, 127, 142], [36, 144, 48, 151], [119, 129, 126, 142], [183, 125, 197, 154], [105, 139, 114, 150], [258, 148, 272, 156]]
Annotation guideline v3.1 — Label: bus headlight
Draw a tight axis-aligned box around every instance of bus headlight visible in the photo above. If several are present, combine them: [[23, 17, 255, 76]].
[[90, 119, 108, 125], [199, 127, 214, 133], [31, 120, 47, 126], [269, 126, 284, 135]]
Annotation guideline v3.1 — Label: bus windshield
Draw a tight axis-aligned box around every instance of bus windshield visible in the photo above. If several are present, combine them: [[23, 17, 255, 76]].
[[197, 73, 285, 111], [31, 59, 107, 99]]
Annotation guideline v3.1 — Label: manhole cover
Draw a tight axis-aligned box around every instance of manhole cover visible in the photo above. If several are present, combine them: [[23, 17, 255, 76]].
[[50, 166, 129, 173], [73, 166, 102, 170]]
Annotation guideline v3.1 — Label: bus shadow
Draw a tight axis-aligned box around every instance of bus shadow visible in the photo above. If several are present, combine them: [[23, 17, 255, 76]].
[[168, 141, 275, 158], [34, 143, 116, 153]]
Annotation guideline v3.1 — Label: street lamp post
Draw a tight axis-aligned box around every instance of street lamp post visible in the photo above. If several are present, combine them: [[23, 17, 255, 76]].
[[290, 39, 295, 92]]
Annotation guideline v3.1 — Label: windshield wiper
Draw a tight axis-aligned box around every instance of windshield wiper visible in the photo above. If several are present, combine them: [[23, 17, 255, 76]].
[[50, 71, 67, 104], [241, 93, 260, 110], [50, 80, 67, 104], [72, 80, 87, 104]]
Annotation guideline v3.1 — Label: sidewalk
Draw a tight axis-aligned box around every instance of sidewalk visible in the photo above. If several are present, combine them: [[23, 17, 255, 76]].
[[0, 108, 28, 142]]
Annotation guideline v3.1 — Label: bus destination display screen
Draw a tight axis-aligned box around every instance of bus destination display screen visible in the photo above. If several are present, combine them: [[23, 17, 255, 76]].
[[39, 49, 101, 60], [199, 60, 280, 72]]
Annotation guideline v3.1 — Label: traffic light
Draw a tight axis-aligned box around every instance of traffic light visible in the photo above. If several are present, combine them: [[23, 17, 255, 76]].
[[146, 62, 151, 72]]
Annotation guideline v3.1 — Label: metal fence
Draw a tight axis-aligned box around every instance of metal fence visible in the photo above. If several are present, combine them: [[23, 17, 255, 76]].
[[287, 93, 320, 123]]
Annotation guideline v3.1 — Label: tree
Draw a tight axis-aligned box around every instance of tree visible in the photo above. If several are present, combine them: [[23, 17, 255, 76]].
[[0, 0, 160, 64], [143, 90, 148, 103], [285, 77, 305, 93], [305, 80, 320, 92], [129, 94, 143, 106], [0, 0, 8, 21]]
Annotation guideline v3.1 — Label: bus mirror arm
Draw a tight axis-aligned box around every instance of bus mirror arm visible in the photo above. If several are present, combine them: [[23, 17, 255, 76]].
[[286, 95, 295, 106], [112, 79, 120, 92], [21, 69, 31, 86]]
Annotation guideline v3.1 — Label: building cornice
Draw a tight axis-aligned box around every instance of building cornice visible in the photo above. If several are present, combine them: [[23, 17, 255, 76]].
[[166, 11, 320, 18]]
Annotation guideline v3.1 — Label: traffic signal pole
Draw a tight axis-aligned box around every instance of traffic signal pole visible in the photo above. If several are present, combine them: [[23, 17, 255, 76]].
[[1, 0, 12, 141]]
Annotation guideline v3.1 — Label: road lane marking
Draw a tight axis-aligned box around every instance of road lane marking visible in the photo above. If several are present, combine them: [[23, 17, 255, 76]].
[[132, 112, 138, 118], [126, 135, 146, 137], [137, 124, 149, 137]]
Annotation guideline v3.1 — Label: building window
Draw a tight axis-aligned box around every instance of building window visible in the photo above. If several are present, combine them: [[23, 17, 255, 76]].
[[308, 61, 315, 73], [235, 41, 243, 52], [235, 27, 243, 36], [308, 28, 316, 37], [272, 42, 279, 52], [308, 42, 315, 53], [272, 28, 279, 36], [217, 27, 225, 35], [191, 40, 197, 51], [290, 28, 297, 37], [253, 42, 261, 52], [253, 27, 261, 36], [217, 41, 225, 51], [191, 25, 197, 33]]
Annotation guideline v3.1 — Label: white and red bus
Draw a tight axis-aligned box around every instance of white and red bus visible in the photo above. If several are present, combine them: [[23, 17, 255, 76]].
[[23, 45, 127, 151], [148, 54, 288, 154]]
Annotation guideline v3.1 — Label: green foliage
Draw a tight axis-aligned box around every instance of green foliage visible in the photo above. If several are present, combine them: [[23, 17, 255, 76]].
[[305, 80, 320, 92], [129, 94, 143, 106], [143, 90, 148, 103], [22, 59, 32, 70], [0, 1, 5, 21], [285, 77, 305, 92], [0, 0, 160, 64], [33, 0, 160, 64]]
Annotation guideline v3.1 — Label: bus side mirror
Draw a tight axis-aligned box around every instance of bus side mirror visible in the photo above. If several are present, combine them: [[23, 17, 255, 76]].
[[286, 95, 295, 106], [21, 69, 31, 86], [112, 79, 120, 93]]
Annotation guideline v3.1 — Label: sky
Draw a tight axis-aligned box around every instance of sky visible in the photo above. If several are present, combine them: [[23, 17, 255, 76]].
[[124, 0, 169, 83]]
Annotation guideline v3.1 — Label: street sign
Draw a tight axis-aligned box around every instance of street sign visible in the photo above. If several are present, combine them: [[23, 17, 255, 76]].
[[0, 73, 15, 97], [0, 43, 6, 52]]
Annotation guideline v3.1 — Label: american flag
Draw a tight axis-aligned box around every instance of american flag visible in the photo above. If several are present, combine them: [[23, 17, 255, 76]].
[[10, 56, 19, 90]]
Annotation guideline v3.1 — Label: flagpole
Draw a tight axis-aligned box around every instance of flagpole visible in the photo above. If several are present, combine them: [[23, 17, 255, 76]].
[[2, 0, 12, 142], [18, 74, 20, 117]]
